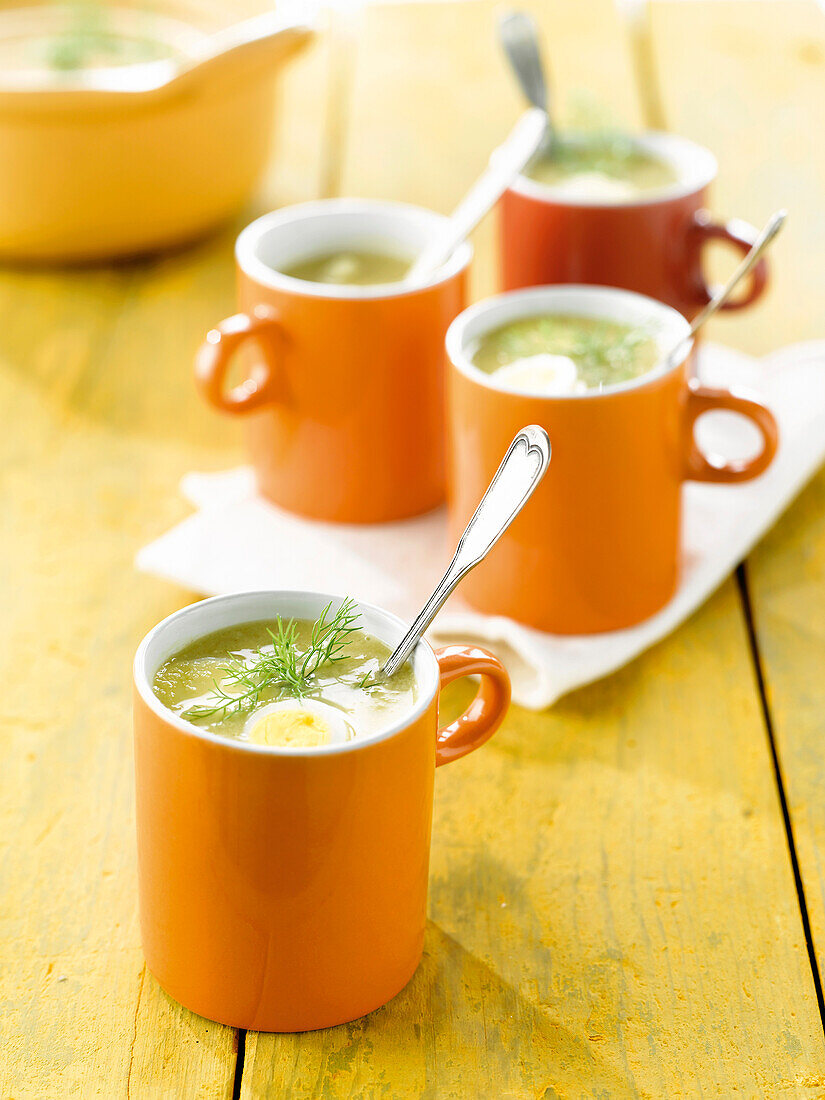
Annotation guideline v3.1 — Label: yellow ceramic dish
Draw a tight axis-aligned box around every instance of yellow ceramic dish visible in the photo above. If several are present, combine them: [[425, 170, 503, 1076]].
[[0, 3, 315, 262]]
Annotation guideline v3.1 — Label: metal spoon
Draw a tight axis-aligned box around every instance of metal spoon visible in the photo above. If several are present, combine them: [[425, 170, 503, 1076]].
[[665, 209, 787, 367], [381, 426, 551, 678], [404, 107, 547, 283], [497, 10, 554, 154]]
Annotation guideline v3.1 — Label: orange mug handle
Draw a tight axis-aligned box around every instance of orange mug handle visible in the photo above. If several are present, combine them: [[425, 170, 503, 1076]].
[[194, 304, 285, 415], [689, 210, 769, 312], [684, 380, 778, 484], [435, 645, 511, 767]]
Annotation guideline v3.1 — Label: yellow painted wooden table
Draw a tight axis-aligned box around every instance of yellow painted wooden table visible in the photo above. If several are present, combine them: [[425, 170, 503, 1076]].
[[2, 2, 825, 1096]]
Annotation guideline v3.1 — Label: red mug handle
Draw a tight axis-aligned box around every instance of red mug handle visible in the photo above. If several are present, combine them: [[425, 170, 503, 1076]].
[[688, 210, 769, 312], [683, 380, 778, 483], [435, 645, 511, 767], [194, 305, 286, 415]]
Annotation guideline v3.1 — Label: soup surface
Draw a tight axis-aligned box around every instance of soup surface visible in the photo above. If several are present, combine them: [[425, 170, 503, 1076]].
[[0, 5, 186, 77], [525, 134, 676, 201], [471, 313, 661, 393], [282, 250, 410, 287], [152, 604, 417, 748]]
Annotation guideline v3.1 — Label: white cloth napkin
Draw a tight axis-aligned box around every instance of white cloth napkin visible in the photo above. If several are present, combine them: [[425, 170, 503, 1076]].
[[137, 341, 825, 709]]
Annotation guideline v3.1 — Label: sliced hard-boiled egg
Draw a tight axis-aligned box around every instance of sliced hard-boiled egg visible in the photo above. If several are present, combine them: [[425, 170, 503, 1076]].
[[244, 699, 354, 749], [552, 171, 638, 202], [494, 353, 586, 396]]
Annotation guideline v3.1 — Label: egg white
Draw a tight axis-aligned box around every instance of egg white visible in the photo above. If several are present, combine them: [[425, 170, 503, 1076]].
[[494, 353, 586, 396]]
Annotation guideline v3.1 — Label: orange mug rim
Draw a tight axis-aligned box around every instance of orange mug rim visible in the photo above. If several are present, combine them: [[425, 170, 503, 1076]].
[[446, 283, 694, 401], [134, 589, 442, 759], [508, 130, 718, 210], [234, 198, 474, 303]]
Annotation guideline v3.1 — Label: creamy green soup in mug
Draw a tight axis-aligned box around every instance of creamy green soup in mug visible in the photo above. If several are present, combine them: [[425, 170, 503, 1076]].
[[152, 600, 416, 748], [281, 250, 410, 286], [525, 135, 676, 201], [470, 313, 661, 394]]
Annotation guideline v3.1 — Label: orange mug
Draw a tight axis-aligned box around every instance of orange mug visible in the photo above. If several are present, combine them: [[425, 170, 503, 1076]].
[[446, 286, 779, 634], [133, 590, 510, 1031], [196, 200, 471, 523], [500, 133, 768, 320]]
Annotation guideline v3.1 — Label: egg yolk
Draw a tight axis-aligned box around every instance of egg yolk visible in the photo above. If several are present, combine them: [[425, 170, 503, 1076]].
[[246, 709, 331, 748]]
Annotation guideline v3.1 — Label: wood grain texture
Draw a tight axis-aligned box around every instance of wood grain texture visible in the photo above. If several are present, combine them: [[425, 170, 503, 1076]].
[[337, 0, 644, 303], [244, 585, 825, 1097], [0, 28, 329, 1099], [655, 0, 825, 1044], [2, 2, 824, 1097], [650, 0, 825, 352], [745, 469, 825, 987]]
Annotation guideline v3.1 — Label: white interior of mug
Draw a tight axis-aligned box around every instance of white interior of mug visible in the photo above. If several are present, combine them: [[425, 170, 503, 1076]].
[[236, 199, 473, 300], [446, 284, 693, 399], [134, 590, 439, 755], [510, 130, 718, 207]]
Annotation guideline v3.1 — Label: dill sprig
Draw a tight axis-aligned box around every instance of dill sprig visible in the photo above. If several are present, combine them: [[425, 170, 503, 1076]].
[[182, 598, 362, 723], [551, 131, 641, 177]]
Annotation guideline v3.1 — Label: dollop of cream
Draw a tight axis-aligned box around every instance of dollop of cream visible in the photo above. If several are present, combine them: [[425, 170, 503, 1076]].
[[551, 171, 638, 202], [493, 354, 586, 396]]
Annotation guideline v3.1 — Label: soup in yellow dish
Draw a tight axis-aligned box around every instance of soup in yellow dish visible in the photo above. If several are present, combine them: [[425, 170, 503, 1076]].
[[152, 600, 417, 748]]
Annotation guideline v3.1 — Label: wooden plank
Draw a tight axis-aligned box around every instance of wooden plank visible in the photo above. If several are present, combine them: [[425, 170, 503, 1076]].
[[649, 0, 825, 353], [0, 27, 330, 1097], [0, 216, 239, 1100], [746, 469, 825, 984], [243, 2, 825, 1094], [243, 583, 825, 1097], [653, 0, 825, 1018], [338, 0, 644, 301]]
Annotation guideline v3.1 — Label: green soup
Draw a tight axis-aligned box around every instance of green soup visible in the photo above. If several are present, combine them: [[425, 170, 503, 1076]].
[[282, 250, 410, 287], [0, 5, 177, 75], [152, 614, 416, 747], [471, 313, 661, 392], [526, 135, 675, 198]]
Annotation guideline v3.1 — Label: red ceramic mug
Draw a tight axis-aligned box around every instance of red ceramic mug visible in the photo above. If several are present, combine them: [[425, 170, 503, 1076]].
[[500, 132, 768, 319]]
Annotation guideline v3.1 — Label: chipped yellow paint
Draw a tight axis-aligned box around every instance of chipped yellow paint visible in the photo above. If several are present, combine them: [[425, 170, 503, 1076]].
[[1, 2, 824, 1098]]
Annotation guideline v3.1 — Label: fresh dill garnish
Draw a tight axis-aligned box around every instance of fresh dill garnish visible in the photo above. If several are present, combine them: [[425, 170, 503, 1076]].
[[550, 131, 641, 177], [182, 598, 362, 723], [480, 314, 660, 390], [44, 3, 165, 72]]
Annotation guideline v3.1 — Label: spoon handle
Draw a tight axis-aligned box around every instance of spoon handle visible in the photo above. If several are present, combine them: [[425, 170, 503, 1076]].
[[382, 426, 551, 677], [687, 210, 787, 341], [405, 108, 547, 283], [498, 10, 549, 114], [664, 209, 786, 369]]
